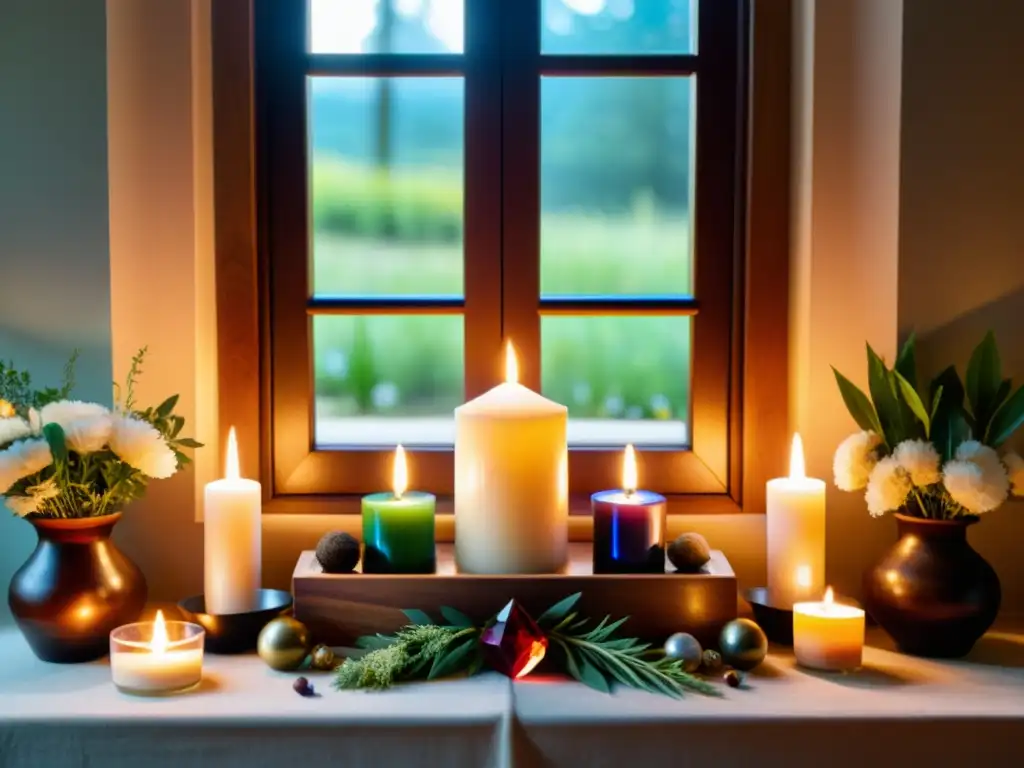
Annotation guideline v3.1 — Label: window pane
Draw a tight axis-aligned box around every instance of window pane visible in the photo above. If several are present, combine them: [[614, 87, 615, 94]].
[[310, 77, 464, 297], [541, 316, 689, 446], [540, 77, 693, 297], [542, 0, 695, 55], [314, 315, 463, 447], [309, 0, 464, 54]]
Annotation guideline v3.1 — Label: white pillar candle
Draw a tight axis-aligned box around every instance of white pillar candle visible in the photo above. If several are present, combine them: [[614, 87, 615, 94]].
[[204, 427, 262, 614], [766, 434, 825, 607], [455, 342, 568, 574], [793, 587, 865, 671]]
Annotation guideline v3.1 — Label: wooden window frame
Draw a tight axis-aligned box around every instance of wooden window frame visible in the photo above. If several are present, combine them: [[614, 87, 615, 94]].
[[213, 0, 791, 518]]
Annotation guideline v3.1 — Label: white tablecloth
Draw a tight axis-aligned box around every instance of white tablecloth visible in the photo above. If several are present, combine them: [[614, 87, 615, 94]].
[[2, 627, 1023, 767]]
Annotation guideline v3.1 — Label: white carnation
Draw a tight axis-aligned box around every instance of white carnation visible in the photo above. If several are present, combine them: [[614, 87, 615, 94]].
[[5, 477, 60, 517], [0, 417, 33, 447], [109, 414, 178, 479], [955, 440, 1004, 476], [892, 440, 941, 487], [63, 413, 113, 455], [40, 400, 109, 430], [5, 495, 36, 517], [865, 457, 912, 517], [1003, 452, 1024, 496], [943, 458, 1008, 514], [0, 438, 54, 494], [833, 431, 883, 491]]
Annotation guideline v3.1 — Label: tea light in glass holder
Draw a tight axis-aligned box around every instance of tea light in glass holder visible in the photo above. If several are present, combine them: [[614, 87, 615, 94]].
[[793, 587, 865, 672], [110, 610, 205, 695]]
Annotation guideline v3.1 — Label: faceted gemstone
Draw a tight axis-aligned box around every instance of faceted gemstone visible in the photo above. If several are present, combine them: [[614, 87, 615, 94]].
[[480, 599, 548, 679]]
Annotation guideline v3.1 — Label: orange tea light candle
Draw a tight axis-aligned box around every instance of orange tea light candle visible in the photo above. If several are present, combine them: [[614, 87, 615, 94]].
[[793, 588, 865, 672]]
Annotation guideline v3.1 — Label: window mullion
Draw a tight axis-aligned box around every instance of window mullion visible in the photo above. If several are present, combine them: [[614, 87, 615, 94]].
[[499, 0, 542, 391]]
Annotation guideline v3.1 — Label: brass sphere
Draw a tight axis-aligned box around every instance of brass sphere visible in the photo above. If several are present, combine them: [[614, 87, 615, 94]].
[[257, 616, 311, 671], [718, 618, 768, 671], [310, 643, 337, 671]]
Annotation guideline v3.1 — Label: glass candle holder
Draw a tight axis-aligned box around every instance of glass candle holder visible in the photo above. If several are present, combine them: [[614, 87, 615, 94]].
[[591, 489, 667, 573], [110, 614, 205, 696]]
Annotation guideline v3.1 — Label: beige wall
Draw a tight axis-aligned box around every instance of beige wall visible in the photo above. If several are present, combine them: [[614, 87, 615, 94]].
[[3, 0, 1023, 624], [898, 0, 1024, 610]]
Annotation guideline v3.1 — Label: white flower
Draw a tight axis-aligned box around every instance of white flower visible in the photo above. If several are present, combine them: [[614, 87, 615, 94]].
[[893, 440, 941, 487], [5, 495, 36, 517], [109, 414, 178, 479], [1003, 452, 1024, 496], [0, 417, 32, 447], [865, 457, 912, 517], [833, 431, 883, 491], [0, 438, 53, 494], [955, 440, 1004, 476], [63, 413, 113, 455], [27, 408, 41, 434], [943, 459, 1008, 514], [40, 400, 109, 430], [5, 477, 60, 517]]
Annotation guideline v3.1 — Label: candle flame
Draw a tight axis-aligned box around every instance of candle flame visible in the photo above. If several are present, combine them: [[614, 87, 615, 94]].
[[393, 444, 408, 499], [225, 426, 240, 481], [622, 444, 638, 495], [789, 433, 806, 479], [151, 610, 168, 654], [505, 340, 518, 385], [824, 586, 835, 605]]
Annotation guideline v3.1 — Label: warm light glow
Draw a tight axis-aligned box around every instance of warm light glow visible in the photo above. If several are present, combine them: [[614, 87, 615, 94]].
[[796, 565, 812, 589], [151, 610, 169, 654], [622, 444, 638, 495], [393, 444, 408, 499], [504, 341, 519, 385], [515, 641, 548, 679], [824, 586, 835, 605], [225, 427, 240, 480], [0, 399, 14, 418], [789, 433, 806, 479]]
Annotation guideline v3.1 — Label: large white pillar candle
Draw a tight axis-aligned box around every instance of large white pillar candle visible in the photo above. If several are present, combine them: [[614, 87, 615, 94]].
[[766, 434, 825, 607], [455, 342, 568, 574], [204, 427, 262, 614]]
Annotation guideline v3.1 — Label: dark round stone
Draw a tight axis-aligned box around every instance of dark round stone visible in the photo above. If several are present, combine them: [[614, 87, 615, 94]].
[[724, 669, 743, 688], [315, 531, 360, 573], [668, 532, 711, 572]]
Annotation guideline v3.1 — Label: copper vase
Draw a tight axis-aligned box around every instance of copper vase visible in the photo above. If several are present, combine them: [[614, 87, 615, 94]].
[[7, 513, 147, 663], [863, 513, 1000, 658]]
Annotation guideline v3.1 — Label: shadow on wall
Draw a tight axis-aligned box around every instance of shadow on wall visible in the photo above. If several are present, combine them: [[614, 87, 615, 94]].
[[0, 328, 113, 627], [914, 287, 1024, 615]]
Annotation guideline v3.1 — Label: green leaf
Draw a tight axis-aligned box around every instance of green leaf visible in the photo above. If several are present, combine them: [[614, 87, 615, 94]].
[[42, 422, 67, 465], [466, 649, 484, 678], [832, 367, 882, 434], [965, 331, 1001, 436], [552, 638, 582, 682], [536, 592, 582, 628], [428, 636, 478, 680], [929, 385, 944, 424], [551, 612, 579, 633], [929, 366, 968, 461], [867, 345, 909, 445], [576, 653, 611, 693], [402, 609, 434, 626], [894, 371, 930, 437], [986, 385, 1024, 446], [170, 415, 185, 438], [995, 378, 1013, 412], [175, 438, 203, 449], [895, 332, 918, 389], [355, 634, 395, 650], [439, 606, 473, 628], [585, 616, 629, 643], [155, 394, 179, 418]]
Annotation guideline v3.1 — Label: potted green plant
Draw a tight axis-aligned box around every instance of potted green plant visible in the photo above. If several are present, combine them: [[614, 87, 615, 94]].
[[832, 332, 1023, 658], [2, 348, 201, 663]]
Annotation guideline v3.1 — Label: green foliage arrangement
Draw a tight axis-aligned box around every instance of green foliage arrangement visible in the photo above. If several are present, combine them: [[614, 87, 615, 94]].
[[832, 332, 1024, 519], [0, 348, 201, 519], [334, 592, 719, 699]]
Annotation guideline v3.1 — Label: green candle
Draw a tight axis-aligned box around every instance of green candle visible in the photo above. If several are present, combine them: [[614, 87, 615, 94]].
[[361, 446, 436, 574]]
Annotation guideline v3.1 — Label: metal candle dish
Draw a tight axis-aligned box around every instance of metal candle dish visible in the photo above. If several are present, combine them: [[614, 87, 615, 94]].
[[177, 589, 293, 654], [742, 587, 794, 645]]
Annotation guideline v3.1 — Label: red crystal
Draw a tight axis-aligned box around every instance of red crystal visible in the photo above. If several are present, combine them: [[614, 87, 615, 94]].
[[480, 599, 548, 679]]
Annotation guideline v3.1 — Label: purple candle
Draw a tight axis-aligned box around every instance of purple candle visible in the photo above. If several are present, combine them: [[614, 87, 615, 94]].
[[592, 445, 667, 574]]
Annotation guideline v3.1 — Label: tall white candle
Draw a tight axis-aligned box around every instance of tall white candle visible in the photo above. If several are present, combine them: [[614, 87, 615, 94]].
[[204, 427, 261, 614], [455, 342, 568, 574], [766, 434, 825, 607]]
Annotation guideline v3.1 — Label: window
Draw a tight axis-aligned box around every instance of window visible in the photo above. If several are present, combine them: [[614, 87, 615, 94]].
[[214, 0, 790, 515]]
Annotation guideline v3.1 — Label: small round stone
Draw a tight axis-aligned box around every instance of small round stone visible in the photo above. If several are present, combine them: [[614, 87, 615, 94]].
[[718, 618, 768, 672], [663, 632, 703, 672], [316, 531, 361, 573], [293, 676, 316, 697], [667, 533, 712, 572], [701, 649, 723, 672], [724, 669, 743, 688], [310, 644, 337, 671]]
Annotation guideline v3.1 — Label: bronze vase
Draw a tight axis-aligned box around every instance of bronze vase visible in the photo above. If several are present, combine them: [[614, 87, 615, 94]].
[[8, 513, 147, 663], [863, 513, 1000, 658]]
